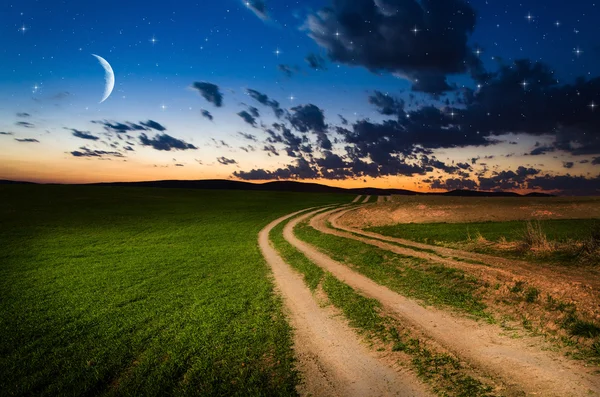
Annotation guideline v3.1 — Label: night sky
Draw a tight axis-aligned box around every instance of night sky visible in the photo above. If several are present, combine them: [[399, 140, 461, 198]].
[[1, 0, 599, 194]]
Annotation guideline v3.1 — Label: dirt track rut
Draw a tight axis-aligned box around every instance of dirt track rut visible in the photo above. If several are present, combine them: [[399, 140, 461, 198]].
[[285, 208, 600, 397], [259, 208, 431, 397]]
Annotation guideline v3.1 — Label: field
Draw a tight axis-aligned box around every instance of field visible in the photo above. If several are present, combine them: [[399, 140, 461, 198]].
[[3, 187, 600, 396], [0, 185, 348, 396]]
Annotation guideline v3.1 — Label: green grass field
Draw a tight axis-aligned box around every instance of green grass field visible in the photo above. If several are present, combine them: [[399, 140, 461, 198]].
[[0, 185, 348, 396], [368, 219, 600, 265]]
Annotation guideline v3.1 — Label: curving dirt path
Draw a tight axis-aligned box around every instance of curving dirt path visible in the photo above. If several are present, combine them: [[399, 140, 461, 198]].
[[352, 195, 362, 203], [285, 208, 600, 397], [259, 208, 432, 397], [362, 195, 371, 204]]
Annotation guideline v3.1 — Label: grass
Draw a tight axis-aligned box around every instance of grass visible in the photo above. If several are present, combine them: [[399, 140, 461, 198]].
[[295, 221, 490, 319], [0, 185, 349, 396], [270, 215, 494, 397], [369, 219, 600, 265]]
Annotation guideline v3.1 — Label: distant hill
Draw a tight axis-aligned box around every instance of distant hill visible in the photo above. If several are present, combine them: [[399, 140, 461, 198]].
[[0, 179, 555, 197], [0, 180, 36, 185]]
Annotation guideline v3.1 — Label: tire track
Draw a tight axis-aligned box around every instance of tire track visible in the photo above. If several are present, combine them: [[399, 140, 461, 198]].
[[284, 208, 600, 397], [259, 208, 431, 397]]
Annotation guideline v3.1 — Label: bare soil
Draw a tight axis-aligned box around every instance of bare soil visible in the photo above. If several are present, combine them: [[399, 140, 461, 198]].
[[259, 209, 432, 397], [341, 196, 600, 227], [286, 208, 600, 396]]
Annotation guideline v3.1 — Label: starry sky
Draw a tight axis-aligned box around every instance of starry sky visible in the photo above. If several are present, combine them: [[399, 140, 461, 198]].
[[1, 0, 599, 194]]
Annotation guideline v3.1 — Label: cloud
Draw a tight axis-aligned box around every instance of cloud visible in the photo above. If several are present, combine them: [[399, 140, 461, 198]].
[[246, 89, 284, 118], [0, 132, 13, 135], [278, 64, 298, 78], [139, 134, 197, 151], [234, 157, 319, 180], [71, 147, 124, 158], [563, 162, 575, 169], [238, 132, 257, 142], [242, 0, 269, 21], [304, 0, 479, 93], [263, 144, 279, 156], [288, 104, 331, 150], [305, 53, 327, 70], [217, 157, 238, 165], [237, 110, 258, 127], [431, 178, 479, 191], [92, 120, 148, 133], [16, 112, 31, 118], [201, 109, 214, 121], [368, 91, 405, 116], [192, 82, 223, 107], [527, 174, 600, 195], [16, 121, 34, 128], [15, 138, 39, 143], [140, 120, 167, 132], [70, 129, 99, 141], [528, 143, 556, 156], [593, 157, 600, 165], [479, 167, 541, 191]]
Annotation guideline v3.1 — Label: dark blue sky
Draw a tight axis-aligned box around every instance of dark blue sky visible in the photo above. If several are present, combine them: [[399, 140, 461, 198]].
[[1, 0, 599, 194]]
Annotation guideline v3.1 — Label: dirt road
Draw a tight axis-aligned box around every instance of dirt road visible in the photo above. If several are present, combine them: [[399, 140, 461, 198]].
[[285, 208, 600, 397], [258, 208, 432, 397]]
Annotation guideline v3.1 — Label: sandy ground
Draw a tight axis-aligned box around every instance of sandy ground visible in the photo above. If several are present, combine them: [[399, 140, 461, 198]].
[[258, 208, 432, 397], [341, 196, 600, 227], [282, 208, 600, 397], [352, 195, 362, 203], [362, 195, 371, 204]]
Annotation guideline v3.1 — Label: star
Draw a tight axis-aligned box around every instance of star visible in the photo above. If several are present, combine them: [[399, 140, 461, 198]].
[[289, 94, 295, 103], [274, 48, 282, 58], [150, 36, 158, 45], [573, 47, 584, 57], [411, 26, 419, 35], [525, 13, 534, 22], [161, 104, 167, 111], [19, 24, 27, 34], [474, 48, 483, 57], [555, 21, 561, 27], [590, 101, 597, 111], [521, 80, 529, 90]]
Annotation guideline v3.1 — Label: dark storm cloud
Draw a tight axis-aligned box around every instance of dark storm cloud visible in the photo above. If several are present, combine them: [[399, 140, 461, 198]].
[[15, 138, 39, 143], [304, 0, 479, 93], [16, 112, 31, 118], [237, 110, 258, 127], [16, 121, 35, 128], [201, 109, 214, 121], [217, 157, 238, 165], [238, 132, 258, 142], [246, 89, 284, 118], [243, 0, 269, 20], [288, 104, 331, 150], [71, 147, 124, 158], [431, 178, 478, 191], [234, 157, 319, 180], [70, 129, 99, 141], [305, 53, 327, 70], [192, 82, 224, 107], [139, 133, 197, 151], [140, 120, 167, 132]]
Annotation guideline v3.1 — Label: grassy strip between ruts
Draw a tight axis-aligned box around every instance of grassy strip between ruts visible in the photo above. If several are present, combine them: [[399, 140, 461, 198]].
[[0, 185, 350, 396], [294, 220, 491, 320], [270, 216, 496, 397]]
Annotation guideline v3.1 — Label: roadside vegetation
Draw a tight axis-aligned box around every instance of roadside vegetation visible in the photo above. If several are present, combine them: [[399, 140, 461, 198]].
[[0, 185, 347, 396], [369, 219, 600, 266], [270, 217, 496, 397]]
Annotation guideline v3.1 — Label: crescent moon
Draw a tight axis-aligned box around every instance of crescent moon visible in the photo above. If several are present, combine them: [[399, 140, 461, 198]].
[[92, 54, 115, 103]]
